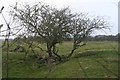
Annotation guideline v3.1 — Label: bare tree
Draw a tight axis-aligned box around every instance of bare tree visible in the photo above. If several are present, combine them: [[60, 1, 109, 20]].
[[10, 2, 109, 60], [67, 14, 109, 58], [10, 2, 73, 60]]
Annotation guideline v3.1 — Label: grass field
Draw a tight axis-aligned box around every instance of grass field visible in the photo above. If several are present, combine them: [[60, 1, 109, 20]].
[[2, 41, 118, 78]]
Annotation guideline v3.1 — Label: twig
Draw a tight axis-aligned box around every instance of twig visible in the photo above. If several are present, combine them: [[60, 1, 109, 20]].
[[0, 7, 11, 78]]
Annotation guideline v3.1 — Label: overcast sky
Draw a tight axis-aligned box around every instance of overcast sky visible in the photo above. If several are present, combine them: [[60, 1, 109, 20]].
[[0, 0, 119, 36]]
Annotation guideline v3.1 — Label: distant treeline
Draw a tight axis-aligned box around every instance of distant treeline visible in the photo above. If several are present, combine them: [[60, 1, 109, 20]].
[[64, 34, 119, 41], [13, 33, 119, 42], [86, 34, 118, 41]]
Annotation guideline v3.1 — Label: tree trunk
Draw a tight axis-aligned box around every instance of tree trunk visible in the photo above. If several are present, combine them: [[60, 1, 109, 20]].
[[67, 48, 76, 58], [53, 44, 61, 61], [67, 40, 78, 58], [48, 50, 52, 57], [47, 43, 52, 57]]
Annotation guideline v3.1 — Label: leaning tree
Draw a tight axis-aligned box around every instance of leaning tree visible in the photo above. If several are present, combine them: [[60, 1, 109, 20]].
[[67, 14, 109, 58], [9, 2, 109, 60]]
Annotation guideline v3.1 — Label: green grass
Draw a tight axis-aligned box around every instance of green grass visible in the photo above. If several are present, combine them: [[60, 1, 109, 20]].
[[2, 41, 118, 78]]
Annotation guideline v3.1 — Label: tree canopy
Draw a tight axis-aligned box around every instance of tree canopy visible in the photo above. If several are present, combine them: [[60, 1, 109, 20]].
[[10, 2, 109, 60]]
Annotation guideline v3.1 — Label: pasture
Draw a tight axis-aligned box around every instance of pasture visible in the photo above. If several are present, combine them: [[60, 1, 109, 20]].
[[2, 41, 118, 78]]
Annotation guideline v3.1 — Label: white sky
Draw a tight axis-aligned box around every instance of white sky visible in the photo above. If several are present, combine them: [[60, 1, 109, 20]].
[[0, 0, 119, 36]]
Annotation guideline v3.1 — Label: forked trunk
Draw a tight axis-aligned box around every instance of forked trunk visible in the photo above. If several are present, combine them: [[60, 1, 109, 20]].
[[53, 44, 61, 61], [47, 43, 52, 57]]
